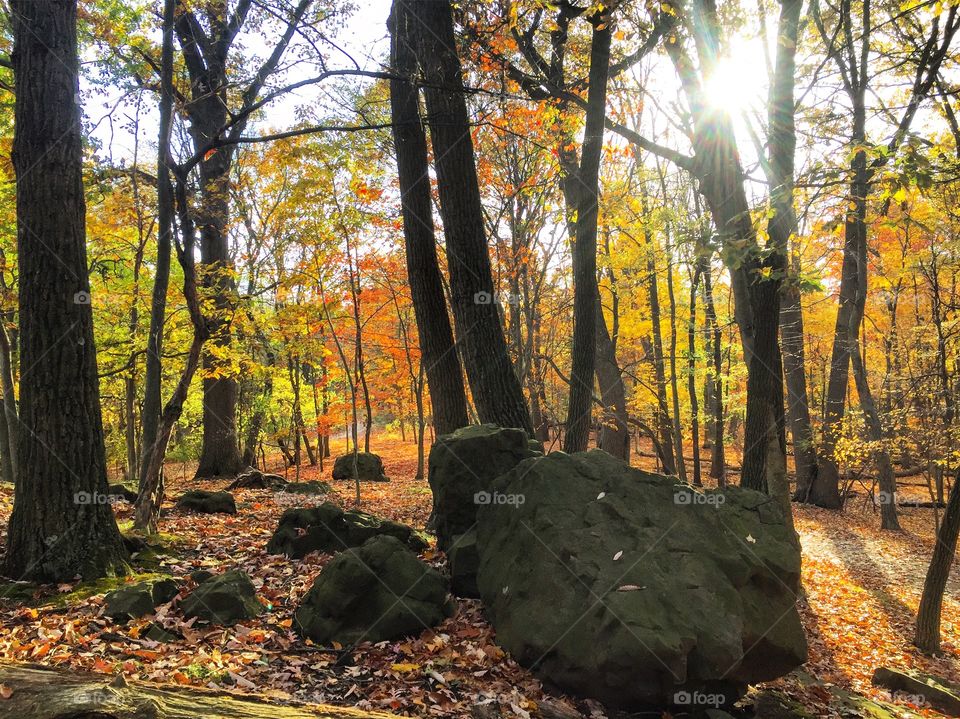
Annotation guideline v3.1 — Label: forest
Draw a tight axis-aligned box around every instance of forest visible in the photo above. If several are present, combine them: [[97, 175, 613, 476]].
[[0, 0, 959, 717]]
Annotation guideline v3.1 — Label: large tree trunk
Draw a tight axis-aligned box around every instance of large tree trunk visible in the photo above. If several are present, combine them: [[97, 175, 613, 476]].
[[563, 10, 612, 453], [0, 662, 398, 719], [644, 220, 676, 475], [388, 0, 469, 437], [4, 0, 127, 581], [914, 472, 960, 652], [413, 0, 534, 435]]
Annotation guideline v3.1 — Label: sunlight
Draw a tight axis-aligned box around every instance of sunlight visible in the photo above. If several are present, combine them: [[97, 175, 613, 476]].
[[703, 53, 761, 112]]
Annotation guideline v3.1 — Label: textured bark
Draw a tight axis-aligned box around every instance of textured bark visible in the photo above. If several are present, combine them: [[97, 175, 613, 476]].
[[0, 662, 398, 719], [781, 254, 817, 501], [5, 0, 128, 580], [388, 0, 469, 436], [915, 472, 960, 652], [595, 292, 630, 462], [563, 11, 612, 453], [0, 321, 18, 484], [413, 0, 533, 435]]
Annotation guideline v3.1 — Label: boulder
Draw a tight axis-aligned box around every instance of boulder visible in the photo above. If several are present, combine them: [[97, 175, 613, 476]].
[[227, 467, 287, 490], [104, 578, 178, 621], [428, 424, 541, 551], [475, 449, 807, 711], [282, 481, 332, 495], [181, 570, 262, 625], [294, 535, 454, 645], [266, 502, 428, 558], [332, 452, 389, 482], [447, 530, 480, 598], [175, 490, 236, 515], [872, 667, 960, 716]]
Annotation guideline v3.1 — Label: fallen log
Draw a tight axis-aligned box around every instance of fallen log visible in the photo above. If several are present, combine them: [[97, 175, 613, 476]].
[[0, 662, 399, 719]]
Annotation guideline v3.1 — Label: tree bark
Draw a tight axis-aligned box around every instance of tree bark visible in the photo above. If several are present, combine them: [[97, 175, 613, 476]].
[[563, 10, 612, 453], [0, 662, 398, 719], [413, 0, 534, 435], [388, 0, 469, 437], [914, 472, 960, 652], [5, 0, 128, 580]]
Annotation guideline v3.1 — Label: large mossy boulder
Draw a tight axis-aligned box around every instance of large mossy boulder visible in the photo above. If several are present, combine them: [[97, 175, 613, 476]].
[[282, 480, 332, 495], [332, 452, 388, 482], [266, 502, 428, 558], [104, 578, 178, 621], [175, 489, 236, 515], [475, 449, 807, 711], [428, 424, 541, 551], [181, 570, 262, 625], [294, 535, 453, 645]]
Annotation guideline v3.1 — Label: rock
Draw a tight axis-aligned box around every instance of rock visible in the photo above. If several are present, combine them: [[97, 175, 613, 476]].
[[104, 578, 178, 621], [108, 483, 138, 502], [752, 689, 813, 718], [428, 424, 541, 551], [872, 667, 960, 716], [144, 622, 180, 642], [266, 502, 428, 558], [282, 481, 332, 495], [448, 531, 480, 598], [181, 570, 263, 625], [175, 489, 236, 515], [294, 535, 454, 645], [332, 452, 389, 482], [190, 569, 214, 584], [227, 467, 287, 490], [475, 449, 807, 711]]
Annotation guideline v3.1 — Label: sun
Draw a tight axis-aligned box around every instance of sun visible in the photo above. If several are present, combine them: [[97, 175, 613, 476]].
[[702, 53, 761, 112]]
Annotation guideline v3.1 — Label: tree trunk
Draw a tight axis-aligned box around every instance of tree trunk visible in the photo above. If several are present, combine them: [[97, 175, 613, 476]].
[[0, 321, 18, 484], [781, 252, 818, 501], [688, 267, 702, 486], [644, 221, 676, 475], [0, 662, 397, 719], [5, 0, 127, 580], [388, 0, 469, 436], [413, 0, 534, 435], [702, 262, 726, 482], [914, 472, 960, 653], [563, 10, 612, 453], [595, 292, 630, 462]]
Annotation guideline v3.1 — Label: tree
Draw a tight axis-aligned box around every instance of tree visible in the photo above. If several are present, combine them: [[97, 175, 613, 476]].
[[412, 0, 534, 436], [4, 0, 127, 580], [563, 7, 612, 453], [914, 472, 960, 652], [388, 0, 469, 437], [175, 0, 313, 478], [807, 0, 959, 518]]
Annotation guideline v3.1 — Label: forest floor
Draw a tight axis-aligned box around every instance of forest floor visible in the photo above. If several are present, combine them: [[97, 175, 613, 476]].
[[0, 434, 958, 718]]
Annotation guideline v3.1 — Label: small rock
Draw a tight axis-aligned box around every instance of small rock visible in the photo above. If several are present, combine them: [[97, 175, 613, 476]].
[[332, 452, 389, 482], [294, 535, 453, 645], [181, 570, 263, 625], [108, 483, 138, 502], [227, 467, 287, 490], [104, 577, 179, 622], [282, 481, 332, 495], [266, 501, 427, 558], [175, 490, 236, 515]]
